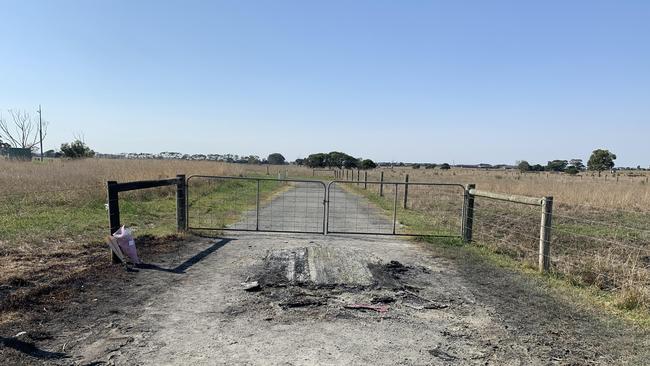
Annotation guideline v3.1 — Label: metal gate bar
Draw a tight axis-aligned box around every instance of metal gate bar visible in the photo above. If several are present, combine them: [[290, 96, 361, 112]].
[[187, 175, 327, 234]]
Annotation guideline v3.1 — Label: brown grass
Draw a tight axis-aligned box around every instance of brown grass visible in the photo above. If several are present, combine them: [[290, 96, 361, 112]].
[[1, 160, 649, 314], [366, 167, 650, 211], [0, 158, 314, 324], [356, 167, 650, 312], [0, 158, 313, 195]]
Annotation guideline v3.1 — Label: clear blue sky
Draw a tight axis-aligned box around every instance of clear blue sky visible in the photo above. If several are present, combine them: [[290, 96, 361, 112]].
[[1, 0, 648, 166]]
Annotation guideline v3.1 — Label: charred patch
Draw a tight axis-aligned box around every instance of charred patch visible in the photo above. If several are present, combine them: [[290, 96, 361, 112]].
[[367, 260, 413, 289]]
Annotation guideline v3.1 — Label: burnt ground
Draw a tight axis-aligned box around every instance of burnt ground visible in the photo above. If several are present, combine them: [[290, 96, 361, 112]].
[[1, 185, 649, 365], [0, 234, 204, 365], [0, 233, 648, 365]]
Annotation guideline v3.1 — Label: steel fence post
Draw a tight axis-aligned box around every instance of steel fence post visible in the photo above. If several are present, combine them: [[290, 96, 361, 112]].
[[256, 179, 261, 231], [324, 182, 330, 235], [380, 171, 384, 197], [392, 183, 399, 234], [403, 174, 409, 209]]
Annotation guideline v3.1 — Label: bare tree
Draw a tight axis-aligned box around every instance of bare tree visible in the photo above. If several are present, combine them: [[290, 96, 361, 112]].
[[0, 109, 48, 150]]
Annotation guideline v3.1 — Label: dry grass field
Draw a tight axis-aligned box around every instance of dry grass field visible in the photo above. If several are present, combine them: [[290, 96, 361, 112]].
[[355, 167, 650, 315], [0, 159, 312, 325], [370, 167, 650, 210], [1, 158, 649, 327]]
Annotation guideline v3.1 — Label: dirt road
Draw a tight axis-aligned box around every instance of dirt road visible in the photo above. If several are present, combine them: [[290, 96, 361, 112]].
[[4, 184, 647, 365]]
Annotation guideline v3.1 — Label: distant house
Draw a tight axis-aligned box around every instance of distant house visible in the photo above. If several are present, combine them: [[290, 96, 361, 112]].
[[0, 147, 32, 161], [453, 164, 476, 169], [454, 163, 516, 170]]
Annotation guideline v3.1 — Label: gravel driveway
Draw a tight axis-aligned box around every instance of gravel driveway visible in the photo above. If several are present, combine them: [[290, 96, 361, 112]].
[[57, 184, 649, 365]]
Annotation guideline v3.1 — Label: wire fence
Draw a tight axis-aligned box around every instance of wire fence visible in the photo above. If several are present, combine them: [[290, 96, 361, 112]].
[[467, 192, 650, 308], [471, 197, 542, 267], [1, 170, 648, 310], [353, 168, 650, 308], [551, 207, 650, 294]]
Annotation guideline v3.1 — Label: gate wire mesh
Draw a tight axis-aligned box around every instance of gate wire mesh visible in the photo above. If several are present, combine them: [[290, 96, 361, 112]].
[[469, 197, 650, 305], [326, 181, 465, 236], [187, 176, 326, 234]]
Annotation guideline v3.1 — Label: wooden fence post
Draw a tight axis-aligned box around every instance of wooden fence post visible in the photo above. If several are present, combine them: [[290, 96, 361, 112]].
[[107, 181, 121, 263], [364, 171, 368, 189], [403, 174, 409, 209], [176, 174, 187, 232], [380, 171, 384, 197], [462, 184, 476, 243], [357, 169, 360, 186], [539, 196, 553, 273]]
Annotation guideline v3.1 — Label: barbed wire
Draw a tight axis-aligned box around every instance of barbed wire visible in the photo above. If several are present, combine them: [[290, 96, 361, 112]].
[[552, 228, 650, 254], [472, 208, 541, 225], [552, 212, 650, 234], [475, 230, 540, 257], [556, 201, 650, 216], [474, 220, 541, 242]]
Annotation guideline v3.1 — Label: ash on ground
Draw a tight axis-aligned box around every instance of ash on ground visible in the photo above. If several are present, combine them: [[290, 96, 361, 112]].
[[227, 247, 453, 320]]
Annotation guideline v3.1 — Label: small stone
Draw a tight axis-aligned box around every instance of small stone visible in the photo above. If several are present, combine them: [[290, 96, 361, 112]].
[[241, 281, 261, 292]]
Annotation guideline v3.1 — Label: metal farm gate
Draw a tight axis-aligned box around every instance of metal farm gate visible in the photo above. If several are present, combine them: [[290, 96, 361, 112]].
[[187, 175, 327, 234], [186, 175, 465, 238], [326, 180, 465, 237]]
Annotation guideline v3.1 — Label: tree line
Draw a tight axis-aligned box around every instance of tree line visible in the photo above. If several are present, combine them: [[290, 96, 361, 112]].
[[0, 115, 632, 174], [518, 149, 617, 175], [94, 150, 289, 164], [294, 152, 377, 170]]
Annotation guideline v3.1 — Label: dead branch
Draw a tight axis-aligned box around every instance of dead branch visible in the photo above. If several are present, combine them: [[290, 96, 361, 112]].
[[0, 109, 48, 149]]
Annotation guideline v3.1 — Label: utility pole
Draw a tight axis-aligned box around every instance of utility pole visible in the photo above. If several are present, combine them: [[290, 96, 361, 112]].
[[37, 105, 43, 161]]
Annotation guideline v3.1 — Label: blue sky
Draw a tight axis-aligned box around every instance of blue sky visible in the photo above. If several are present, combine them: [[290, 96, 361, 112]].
[[1, 0, 648, 166]]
